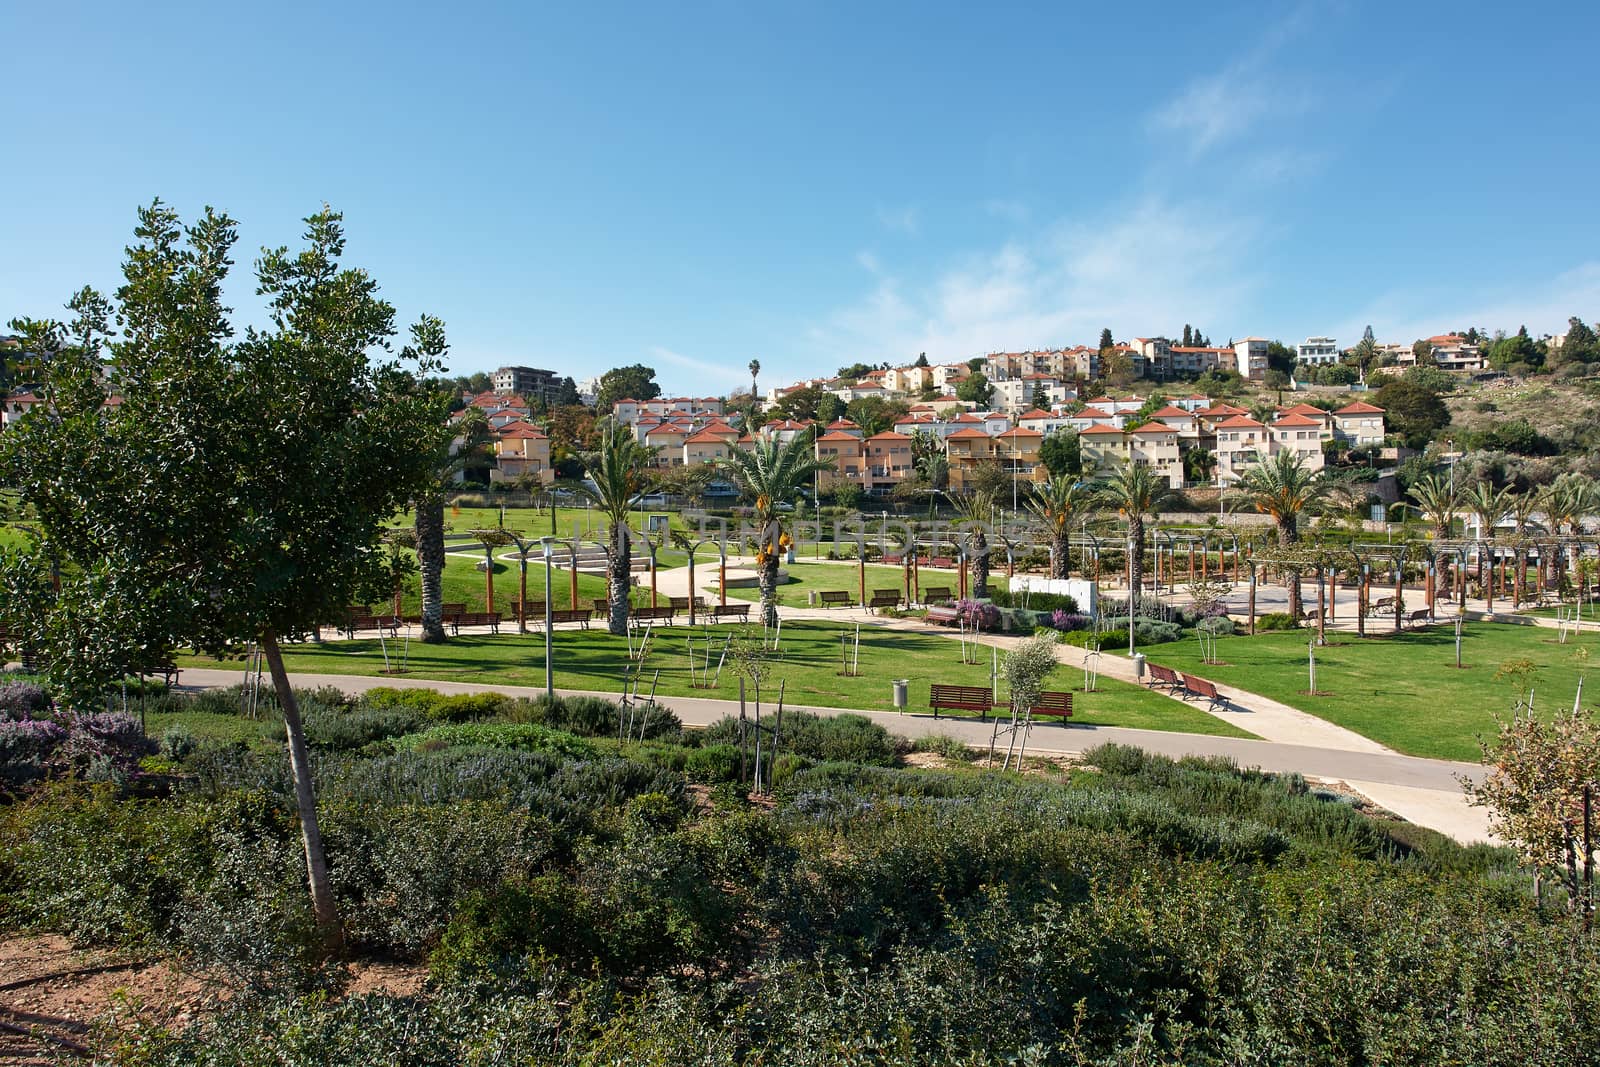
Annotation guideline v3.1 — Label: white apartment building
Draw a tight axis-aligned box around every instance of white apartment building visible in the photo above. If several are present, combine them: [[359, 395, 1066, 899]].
[[1233, 338, 1271, 380], [1296, 336, 1340, 365]]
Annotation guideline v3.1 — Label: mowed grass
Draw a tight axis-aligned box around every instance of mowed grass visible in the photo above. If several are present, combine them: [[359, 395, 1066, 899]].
[[178, 619, 1252, 738], [722, 559, 958, 607], [1141, 621, 1597, 762]]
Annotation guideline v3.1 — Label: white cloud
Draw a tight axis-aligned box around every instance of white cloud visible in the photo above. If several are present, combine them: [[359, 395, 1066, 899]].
[[1145, 5, 1317, 157], [855, 249, 882, 275], [1337, 263, 1600, 347], [647, 345, 750, 391], [807, 197, 1262, 363], [875, 204, 920, 236], [983, 198, 1029, 222]]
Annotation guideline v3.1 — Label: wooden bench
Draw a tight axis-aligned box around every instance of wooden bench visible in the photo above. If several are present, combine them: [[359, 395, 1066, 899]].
[[924, 604, 960, 627], [1145, 663, 1183, 694], [593, 598, 611, 615], [928, 556, 954, 569], [930, 683, 1002, 720], [868, 588, 902, 613], [711, 604, 750, 622], [818, 590, 853, 608], [922, 585, 953, 604], [550, 608, 593, 629], [139, 661, 183, 688], [348, 614, 401, 638], [510, 600, 546, 625], [1179, 673, 1225, 712], [1028, 691, 1073, 722], [452, 611, 503, 635], [1405, 607, 1432, 628], [1365, 596, 1396, 617], [631, 606, 676, 626]]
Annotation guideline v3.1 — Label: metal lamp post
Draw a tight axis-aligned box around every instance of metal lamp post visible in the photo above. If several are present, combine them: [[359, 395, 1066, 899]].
[[540, 537, 554, 699]]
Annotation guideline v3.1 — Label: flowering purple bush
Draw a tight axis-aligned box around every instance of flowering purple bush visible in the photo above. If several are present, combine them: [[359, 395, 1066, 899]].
[[1051, 610, 1092, 633], [0, 681, 53, 721], [954, 599, 1001, 631], [62, 712, 157, 770], [0, 718, 69, 762]]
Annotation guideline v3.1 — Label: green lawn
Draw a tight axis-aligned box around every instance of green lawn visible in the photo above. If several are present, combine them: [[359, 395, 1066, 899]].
[[178, 619, 1251, 738], [1141, 621, 1595, 761], [722, 559, 951, 607]]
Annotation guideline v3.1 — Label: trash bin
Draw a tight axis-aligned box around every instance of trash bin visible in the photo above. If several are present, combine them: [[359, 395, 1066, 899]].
[[1132, 653, 1146, 680], [892, 679, 909, 709], [808, 590, 817, 607]]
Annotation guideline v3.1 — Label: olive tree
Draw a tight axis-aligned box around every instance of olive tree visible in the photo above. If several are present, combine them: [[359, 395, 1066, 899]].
[[0, 201, 450, 947]]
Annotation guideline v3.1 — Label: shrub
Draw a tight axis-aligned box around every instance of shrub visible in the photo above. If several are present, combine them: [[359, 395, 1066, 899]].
[[704, 711, 898, 767], [302, 705, 425, 751], [911, 733, 972, 761], [160, 723, 198, 760], [1051, 609, 1092, 632], [991, 588, 1078, 614], [397, 722, 596, 759], [0, 681, 53, 721], [1197, 615, 1236, 636], [952, 599, 1001, 631], [684, 744, 741, 783], [1256, 611, 1299, 631]]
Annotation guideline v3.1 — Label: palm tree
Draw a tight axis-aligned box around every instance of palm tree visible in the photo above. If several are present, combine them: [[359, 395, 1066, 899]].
[[1026, 475, 1094, 579], [717, 429, 832, 626], [953, 489, 998, 598], [1236, 450, 1325, 621], [578, 421, 657, 635], [748, 359, 761, 406], [1464, 480, 1514, 542], [1542, 475, 1594, 537], [1408, 473, 1459, 541], [1098, 462, 1176, 619], [415, 408, 493, 643]]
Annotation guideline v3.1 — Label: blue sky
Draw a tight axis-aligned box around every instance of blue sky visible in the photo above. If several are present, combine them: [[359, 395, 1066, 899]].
[[4, 1, 1597, 395]]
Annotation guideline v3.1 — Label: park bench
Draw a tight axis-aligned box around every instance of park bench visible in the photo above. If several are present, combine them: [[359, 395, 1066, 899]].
[[510, 600, 546, 625], [882, 552, 903, 565], [1178, 673, 1225, 712], [1028, 691, 1073, 722], [921, 585, 953, 604], [550, 608, 593, 629], [818, 590, 853, 608], [138, 661, 183, 688], [631, 606, 676, 625], [1145, 663, 1184, 694], [348, 614, 401, 638], [593, 598, 611, 615], [868, 588, 902, 613], [711, 603, 750, 622], [451, 611, 503, 635], [924, 604, 961, 627], [1405, 608, 1432, 628], [928, 556, 954, 569], [930, 683, 1003, 720], [1365, 596, 1396, 617], [1299, 607, 1325, 623]]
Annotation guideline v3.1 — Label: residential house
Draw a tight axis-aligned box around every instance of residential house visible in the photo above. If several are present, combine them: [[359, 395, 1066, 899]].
[[863, 431, 916, 493], [1064, 406, 1125, 432], [814, 431, 865, 491], [1167, 347, 1227, 376], [1331, 401, 1386, 446], [1233, 338, 1271, 380], [1213, 415, 1269, 484], [994, 426, 1047, 486], [642, 423, 689, 465], [1127, 424, 1185, 488], [1077, 423, 1133, 479], [1296, 337, 1340, 365], [944, 427, 1001, 490], [1149, 404, 1201, 439], [490, 422, 553, 485], [1268, 415, 1327, 472]]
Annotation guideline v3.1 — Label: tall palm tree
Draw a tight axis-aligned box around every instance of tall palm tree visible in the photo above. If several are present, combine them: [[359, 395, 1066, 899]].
[[954, 489, 998, 598], [1408, 472, 1459, 541], [415, 408, 493, 643], [578, 421, 657, 636], [1464, 480, 1514, 542], [1236, 450, 1325, 621], [748, 359, 761, 407], [717, 429, 832, 626], [1026, 475, 1094, 579], [1542, 475, 1594, 537], [1098, 461, 1176, 619]]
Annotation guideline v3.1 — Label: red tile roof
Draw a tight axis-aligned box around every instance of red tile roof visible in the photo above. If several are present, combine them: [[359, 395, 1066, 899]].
[[1272, 414, 1324, 428], [1075, 407, 1114, 419], [866, 431, 912, 442], [1080, 424, 1126, 435], [1150, 405, 1193, 419], [1130, 424, 1175, 435], [946, 427, 993, 440], [1017, 408, 1055, 420], [1334, 401, 1385, 415], [815, 430, 864, 444], [998, 426, 1044, 438], [1216, 415, 1265, 429]]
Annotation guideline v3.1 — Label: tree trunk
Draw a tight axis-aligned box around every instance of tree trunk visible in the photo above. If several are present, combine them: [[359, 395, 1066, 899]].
[[1280, 517, 1302, 625], [415, 493, 447, 643], [1051, 530, 1070, 579], [758, 552, 780, 628], [260, 630, 342, 953], [608, 523, 631, 637], [971, 528, 990, 599]]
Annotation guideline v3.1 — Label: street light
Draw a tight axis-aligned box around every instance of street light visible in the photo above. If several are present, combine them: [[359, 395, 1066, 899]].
[[540, 537, 554, 700]]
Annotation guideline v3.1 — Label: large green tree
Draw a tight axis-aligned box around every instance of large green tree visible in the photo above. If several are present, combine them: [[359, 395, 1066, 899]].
[[579, 421, 657, 635], [956, 372, 993, 408], [1026, 475, 1094, 579], [0, 202, 448, 946], [1373, 375, 1450, 449], [1408, 472, 1460, 540], [1098, 462, 1175, 620], [716, 430, 832, 626], [1236, 450, 1326, 621], [1039, 429, 1081, 477], [594, 364, 660, 411], [416, 407, 493, 643]]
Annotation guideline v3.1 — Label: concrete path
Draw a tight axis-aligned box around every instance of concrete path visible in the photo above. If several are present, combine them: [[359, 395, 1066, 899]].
[[181, 665, 1493, 844]]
